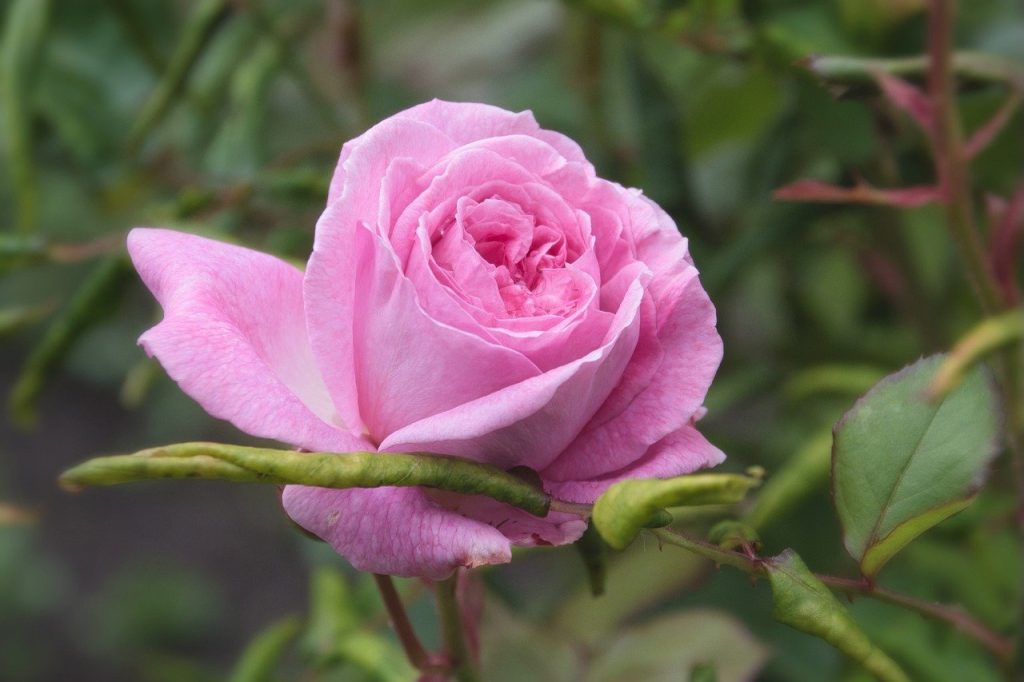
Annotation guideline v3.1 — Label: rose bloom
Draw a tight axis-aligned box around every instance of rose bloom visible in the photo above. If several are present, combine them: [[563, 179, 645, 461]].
[[129, 101, 723, 579]]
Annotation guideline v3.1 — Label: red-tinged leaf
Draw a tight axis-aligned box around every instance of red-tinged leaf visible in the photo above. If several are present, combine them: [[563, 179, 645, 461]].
[[774, 179, 941, 207], [988, 184, 1024, 304], [873, 71, 934, 133], [965, 92, 1022, 159]]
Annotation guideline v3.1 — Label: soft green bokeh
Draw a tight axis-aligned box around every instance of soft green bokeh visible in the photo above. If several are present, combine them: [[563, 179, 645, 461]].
[[2, 0, 1022, 680]]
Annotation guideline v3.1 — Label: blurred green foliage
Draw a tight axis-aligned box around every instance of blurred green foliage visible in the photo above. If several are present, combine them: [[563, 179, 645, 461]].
[[2, 0, 1024, 680]]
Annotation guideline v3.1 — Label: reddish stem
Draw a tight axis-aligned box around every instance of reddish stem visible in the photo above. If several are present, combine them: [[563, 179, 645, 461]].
[[373, 574, 444, 673], [818, 575, 1013, 661], [650, 527, 1012, 662]]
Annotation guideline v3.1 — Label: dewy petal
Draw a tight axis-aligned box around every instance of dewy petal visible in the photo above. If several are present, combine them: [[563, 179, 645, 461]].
[[543, 426, 726, 503], [127, 228, 366, 453], [281, 485, 513, 579], [379, 276, 646, 472]]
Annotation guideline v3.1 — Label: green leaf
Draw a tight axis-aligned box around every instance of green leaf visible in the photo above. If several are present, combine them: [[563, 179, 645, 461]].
[[593, 473, 760, 550], [227, 615, 301, 682], [832, 355, 1000, 576], [767, 550, 909, 682], [0, 0, 51, 233], [59, 442, 551, 517]]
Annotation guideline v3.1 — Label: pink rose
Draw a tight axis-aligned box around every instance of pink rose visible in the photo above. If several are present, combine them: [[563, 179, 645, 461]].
[[128, 100, 723, 579]]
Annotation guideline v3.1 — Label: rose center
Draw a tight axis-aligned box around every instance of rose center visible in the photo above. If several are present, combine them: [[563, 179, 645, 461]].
[[431, 195, 578, 318]]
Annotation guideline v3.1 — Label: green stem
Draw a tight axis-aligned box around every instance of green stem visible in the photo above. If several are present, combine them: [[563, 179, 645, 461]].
[[806, 52, 1024, 89], [650, 527, 755, 572], [59, 442, 551, 517], [926, 311, 1024, 400], [436, 575, 480, 682], [649, 527, 1011, 661]]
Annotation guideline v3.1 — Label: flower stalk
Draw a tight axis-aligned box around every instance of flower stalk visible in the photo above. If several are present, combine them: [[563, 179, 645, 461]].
[[436, 574, 481, 682], [372, 574, 440, 674]]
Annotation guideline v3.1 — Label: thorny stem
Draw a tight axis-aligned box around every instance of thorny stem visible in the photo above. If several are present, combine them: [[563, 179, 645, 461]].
[[926, 1, 1024, 672], [927, 0, 1003, 315], [649, 527, 1013, 662], [436, 574, 481, 682], [372, 574, 441, 674], [818, 575, 1013, 661]]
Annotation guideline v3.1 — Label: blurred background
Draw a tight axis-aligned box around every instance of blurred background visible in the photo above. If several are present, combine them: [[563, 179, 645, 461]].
[[2, 0, 1023, 680]]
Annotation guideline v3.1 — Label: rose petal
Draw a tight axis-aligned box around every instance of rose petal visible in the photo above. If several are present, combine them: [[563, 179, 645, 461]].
[[327, 116, 454, 206], [390, 148, 575, 266], [427, 491, 587, 546], [128, 228, 365, 452], [544, 267, 722, 481], [351, 222, 540, 441], [313, 120, 457, 435], [396, 99, 589, 165], [281, 485, 512, 579], [543, 426, 726, 503], [380, 275, 647, 472], [408, 232, 611, 370]]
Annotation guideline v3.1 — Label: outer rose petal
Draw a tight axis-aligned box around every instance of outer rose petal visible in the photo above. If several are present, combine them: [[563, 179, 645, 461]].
[[128, 229, 366, 453], [380, 277, 646, 472], [281, 485, 513, 579], [543, 426, 726, 503], [544, 260, 722, 481], [311, 119, 459, 434], [351, 223, 540, 440], [396, 99, 589, 165], [326, 116, 454, 207], [428, 492, 587, 546]]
